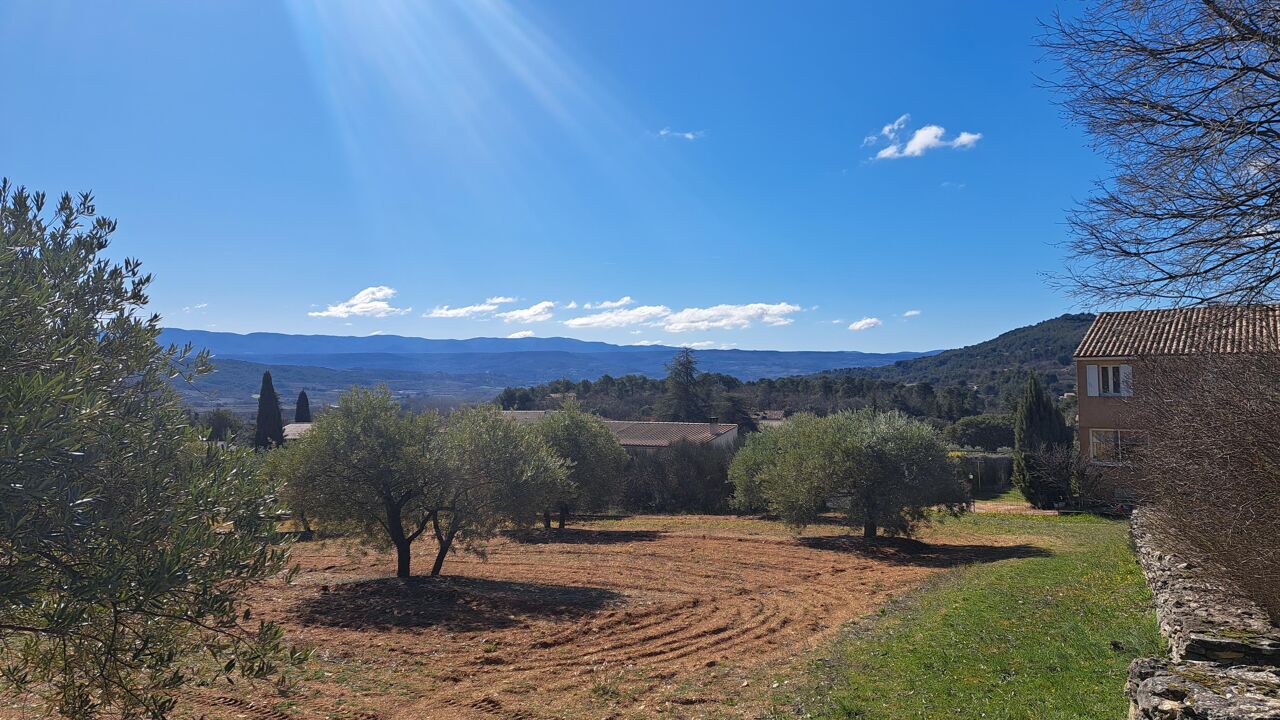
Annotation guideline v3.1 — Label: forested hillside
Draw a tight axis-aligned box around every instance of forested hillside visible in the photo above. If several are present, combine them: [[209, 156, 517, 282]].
[[838, 313, 1093, 406], [498, 314, 1093, 423]]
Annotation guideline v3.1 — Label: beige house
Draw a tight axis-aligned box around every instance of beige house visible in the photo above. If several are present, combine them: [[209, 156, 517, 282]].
[[1074, 305, 1280, 465], [502, 410, 739, 450]]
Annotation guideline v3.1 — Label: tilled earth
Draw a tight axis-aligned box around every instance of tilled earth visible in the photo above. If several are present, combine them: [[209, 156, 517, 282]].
[[175, 516, 1038, 719]]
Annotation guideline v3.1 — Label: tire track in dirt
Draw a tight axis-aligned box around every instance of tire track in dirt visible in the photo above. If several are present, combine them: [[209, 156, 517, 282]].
[[173, 520, 1018, 719]]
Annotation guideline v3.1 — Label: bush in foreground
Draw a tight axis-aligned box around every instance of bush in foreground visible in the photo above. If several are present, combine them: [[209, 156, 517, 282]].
[[1119, 353, 1280, 623], [1, 181, 295, 718]]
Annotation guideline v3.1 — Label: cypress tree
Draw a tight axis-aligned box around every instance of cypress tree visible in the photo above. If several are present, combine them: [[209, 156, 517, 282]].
[[254, 371, 284, 448], [1012, 372, 1070, 506], [295, 390, 312, 423]]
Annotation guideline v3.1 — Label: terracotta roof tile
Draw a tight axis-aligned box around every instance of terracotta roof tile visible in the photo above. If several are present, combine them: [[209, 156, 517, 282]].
[[1075, 305, 1280, 358], [283, 422, 312, 440]]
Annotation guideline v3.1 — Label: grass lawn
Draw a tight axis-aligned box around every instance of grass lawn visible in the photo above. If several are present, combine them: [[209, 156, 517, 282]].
[[780, 512, 1163, 720], [984, 485, 1030, 504]]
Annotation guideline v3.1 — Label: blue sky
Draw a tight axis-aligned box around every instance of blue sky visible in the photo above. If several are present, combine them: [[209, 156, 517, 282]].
[[1, 1, 1098, 352]]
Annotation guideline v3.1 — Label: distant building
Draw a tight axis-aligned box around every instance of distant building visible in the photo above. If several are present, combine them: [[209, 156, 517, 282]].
[[283, 422, 312, 441], [502, 410, 739, 450], [752, 410, 787, 428], [1074, 305, 1280, 465]]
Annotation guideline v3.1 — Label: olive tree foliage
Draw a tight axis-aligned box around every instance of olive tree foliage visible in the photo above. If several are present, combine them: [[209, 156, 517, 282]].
[[530, 399, 628, 528], [1045, 0, 1280, 305], [272, 395, 566, 577], [1117, 353, 1280, 622], [0, 181, 297, 719], [731, 410, 967, 538], [944, 414, 1014, 452], [440, 406, 568, 571], [268, 386, 446, 579]]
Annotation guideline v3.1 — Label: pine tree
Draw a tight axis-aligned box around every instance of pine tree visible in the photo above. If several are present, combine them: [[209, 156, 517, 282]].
[[295, 390, 312, 423], [658, 348, 708, 422], [254, 371, 284, 448], [1012, 372, 1071, 507]]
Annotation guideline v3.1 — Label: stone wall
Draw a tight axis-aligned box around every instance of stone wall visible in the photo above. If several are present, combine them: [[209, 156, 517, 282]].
[[1128, 511, 1280, 719]]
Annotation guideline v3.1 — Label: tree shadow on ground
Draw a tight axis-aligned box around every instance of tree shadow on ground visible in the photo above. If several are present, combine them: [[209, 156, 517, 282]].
[[798, 535, 1051, 568], [295, 576, 625, 632], [504, 528, 663, 545]]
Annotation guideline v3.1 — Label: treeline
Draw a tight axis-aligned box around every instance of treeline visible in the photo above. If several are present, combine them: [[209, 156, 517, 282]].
[[498, 364, 992, 426]]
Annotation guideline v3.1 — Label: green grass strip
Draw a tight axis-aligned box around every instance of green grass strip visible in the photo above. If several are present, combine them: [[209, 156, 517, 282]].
[[792, 514, 1164, 720]]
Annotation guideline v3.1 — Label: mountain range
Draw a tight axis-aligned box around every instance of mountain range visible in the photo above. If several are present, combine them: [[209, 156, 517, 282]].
[[161, 328, 936, 413], [164, 315, 1096, 415]]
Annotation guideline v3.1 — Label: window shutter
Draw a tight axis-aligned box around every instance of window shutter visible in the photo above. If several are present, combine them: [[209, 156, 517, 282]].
[[1119, 364, 1133, 396], [1086, 364, 1099, 396]]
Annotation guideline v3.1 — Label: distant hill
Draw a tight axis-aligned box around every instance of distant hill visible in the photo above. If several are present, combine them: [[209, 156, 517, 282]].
[[172, 358, 506, 415], [164, 328, 937, 412], [835, 313, 1095, 407], [162, 328, 933, 384], [159, 328, 662, 356]]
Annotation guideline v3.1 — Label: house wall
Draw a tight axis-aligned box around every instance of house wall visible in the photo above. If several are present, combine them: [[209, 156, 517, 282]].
[[1075, 357, 1136, 454], [709, 426, 739, 449]]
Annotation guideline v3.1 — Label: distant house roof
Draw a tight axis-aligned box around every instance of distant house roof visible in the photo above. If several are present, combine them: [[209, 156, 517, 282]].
[[283, 422, 312, 440], [1075, 305, 1280, 358], [501, 410, 737, 448]]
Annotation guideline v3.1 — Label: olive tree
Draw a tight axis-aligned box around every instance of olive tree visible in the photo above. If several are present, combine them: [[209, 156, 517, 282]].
[[1, 181, 295, 719], [274, 398, 566, 577], [731, 410, 966, 537], [530, 400, 627, 528], [270, 386, 446, 578], [438, 406, 568, 572]]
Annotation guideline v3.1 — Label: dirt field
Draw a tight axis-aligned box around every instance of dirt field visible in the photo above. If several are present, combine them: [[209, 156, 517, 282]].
[[172, 516, 1042, 720]]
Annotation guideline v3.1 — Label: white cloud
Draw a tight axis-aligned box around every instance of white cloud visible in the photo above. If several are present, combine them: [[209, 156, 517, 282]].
[[507, 330, 535, 339], [903, 309, 922, 317], [584, 295, 633, 310], [564, 301, 803, 332], [425, 296, 517, 319], [308, 286, 411, 318], [882, 113, 910, 140], [661, 302, 802, 332], [194, 302, 208, 309], [564, 304, 672, 328], [497, 300, 556, 324], [849, 317, 883, 331], [564, 300, 579, 309], [427, 302, 499, 318], [629, 340, 666, 346], [866, 115, 982, 160], [658, 127, 705, 141], [686, 340, 737, 349]]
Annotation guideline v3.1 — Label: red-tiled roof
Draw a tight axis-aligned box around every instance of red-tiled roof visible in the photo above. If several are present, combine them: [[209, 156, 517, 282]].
[[501, 411, 736, 448], [283, 422, 312, 440], [1075, 305, 1280, 358]]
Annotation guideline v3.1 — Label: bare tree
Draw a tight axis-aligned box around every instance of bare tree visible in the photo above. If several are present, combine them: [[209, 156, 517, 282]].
[[1044, 0, 1280, 306], [1117, 352, 1280, 621]]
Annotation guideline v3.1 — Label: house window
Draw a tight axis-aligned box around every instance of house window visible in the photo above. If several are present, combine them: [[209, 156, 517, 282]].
[[1086, 363, 1132, 397], [1089, 429, 1146, 464], [1100, 365, 1121, 395]]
